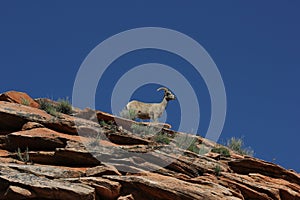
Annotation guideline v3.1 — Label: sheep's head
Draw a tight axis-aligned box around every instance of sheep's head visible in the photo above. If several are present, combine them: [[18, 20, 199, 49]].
[[157, 87, 176, 101]]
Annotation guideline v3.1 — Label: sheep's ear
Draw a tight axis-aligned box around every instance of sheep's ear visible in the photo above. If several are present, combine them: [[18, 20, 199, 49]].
[[157, 87, 168, 92]]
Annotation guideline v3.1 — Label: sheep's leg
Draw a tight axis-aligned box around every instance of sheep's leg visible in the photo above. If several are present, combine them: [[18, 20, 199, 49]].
[[150, 113, 159, 125]]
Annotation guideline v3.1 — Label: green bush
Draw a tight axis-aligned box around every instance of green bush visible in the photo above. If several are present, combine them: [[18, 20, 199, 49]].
[[226, 137, 254, 156], [214, 165, 222, 176], [21, 97, 30, 106], [39, 99, 60, 117], [174, 134, 202, 154], [187, 139, 200, 153], [16, 147, 30, 163], [153, 132, 170, 144], [56, 97, 72, 115], [99, 120, 108, 127], [39, 98, 73, 116], [131, 124, 159, 136], [211, 146, 230, 157]]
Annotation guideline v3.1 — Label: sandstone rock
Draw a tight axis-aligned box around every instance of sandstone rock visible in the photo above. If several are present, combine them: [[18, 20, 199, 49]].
[[118, 194, 135, 200], [220, 172, 300, 200], [6, 128, 68, 151], [0, 166, 95, 200], [0, 101, 101, 135], [65, 177, 121, 200], [105, 173, 241, 200], [3, 185, 34, 199], [228, 157, 300, 185], [73, 107, 98, 121], [0, 91, 39, 108], [248, 173, 300, 199], [86, 164, 121, 177], [54, 147, 100, 167], [2, 163, 84, 179], [106, 132, 151, 145], [27, 151, 57, 165], [21, 122, 44, 130], [0, 101, 52, 132]]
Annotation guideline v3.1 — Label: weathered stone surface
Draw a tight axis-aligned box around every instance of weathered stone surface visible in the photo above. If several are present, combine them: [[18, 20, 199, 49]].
[[0, 101, 101, 135], [220, 172, 300, 200], [73, 107, 98, 121], [117, 194, 135, 200], [0, 166, 95, 200], [6, 128, 68, 151], [0, 101, 50, 132], [3, 185, 35, 199], [228, 157, 300, 185], [106, 132, 151, 145], [86, 165, 121, 177], [2, 163, 84, 179], [105, 173, 241, 200], [21, 122, 44, 130], [0, 91, 39, 108], [54, 147, 100, 167], [66, 177, 121, 200]]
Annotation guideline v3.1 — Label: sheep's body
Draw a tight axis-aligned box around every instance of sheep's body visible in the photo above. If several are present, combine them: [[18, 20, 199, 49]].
[[126, 98, 168, 121], [125, 87, 175, 122]]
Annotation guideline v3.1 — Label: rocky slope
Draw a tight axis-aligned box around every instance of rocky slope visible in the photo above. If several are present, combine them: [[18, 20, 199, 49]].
[[0, 90, 299, 200]]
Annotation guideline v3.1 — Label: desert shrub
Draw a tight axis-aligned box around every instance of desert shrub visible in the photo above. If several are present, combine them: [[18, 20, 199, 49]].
[[174, 134, 201, 153], [214, 165, 222, 176], [131, 124, 159, 136], [211, 146, 230, 157], [16, 147, 30, 163], [153, 132, 170, 144], [56, 97, 72, 115], [39, 99, 60, 117], [187, 139, 200, 153], [21, 97, 30, 106], [119, 109, 136, 120], [226, 137, 254, 156], [39, 98, 73, 116], [39, 99, 51, 111], [99, 120, 108, 127]]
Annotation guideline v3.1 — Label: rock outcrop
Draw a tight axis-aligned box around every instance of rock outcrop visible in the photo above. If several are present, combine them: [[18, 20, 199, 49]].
[[0, 90, 299, 200]]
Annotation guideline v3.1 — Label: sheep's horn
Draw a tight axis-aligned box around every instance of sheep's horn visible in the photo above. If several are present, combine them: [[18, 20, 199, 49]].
[[157, 87, 169, 92]]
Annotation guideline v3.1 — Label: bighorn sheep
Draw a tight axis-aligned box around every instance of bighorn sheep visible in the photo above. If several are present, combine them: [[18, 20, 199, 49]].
[[125, 87, 176, 122]]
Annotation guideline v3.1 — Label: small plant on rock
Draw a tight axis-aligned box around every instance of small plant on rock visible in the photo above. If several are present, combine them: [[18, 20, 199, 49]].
[[99, 120, 108, 127], [187, 139, 200, 154], [131, 124, 158, 136], [16, 147, 30, 164], [21, 97, 30, 106], [211, 146, 231, 157], [39, 99, 60, 117], [214, 164, 222, 176], [56, 97, 72, 115], [226, 137, 254, 156], [153, 132, 170, 144], [174, 134, 201, 154]]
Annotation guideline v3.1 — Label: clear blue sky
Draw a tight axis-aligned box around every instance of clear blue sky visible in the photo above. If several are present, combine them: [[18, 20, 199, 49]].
[[1, 2, 299, 172]]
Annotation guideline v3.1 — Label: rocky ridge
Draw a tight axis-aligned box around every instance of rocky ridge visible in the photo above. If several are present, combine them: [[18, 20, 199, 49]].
[[0, 91, 299, 200]]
